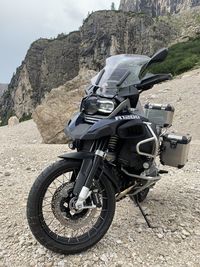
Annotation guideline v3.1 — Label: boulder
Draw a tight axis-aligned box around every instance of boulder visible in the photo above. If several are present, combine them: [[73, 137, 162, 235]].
[[33, 69, 96, 144], [8, 116, 19, 127]]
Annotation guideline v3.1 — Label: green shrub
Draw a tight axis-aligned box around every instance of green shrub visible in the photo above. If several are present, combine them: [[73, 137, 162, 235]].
[[0, 112, 32, 126], [19, 113, 32, 122], [0, 110, 15, 126], [149, 37, 200, 76]]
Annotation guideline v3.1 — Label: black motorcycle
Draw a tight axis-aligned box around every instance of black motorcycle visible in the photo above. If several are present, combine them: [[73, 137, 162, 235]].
[[27, 48, 191, 254]]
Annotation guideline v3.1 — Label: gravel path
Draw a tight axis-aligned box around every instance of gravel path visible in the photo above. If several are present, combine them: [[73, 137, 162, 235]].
[[0, 69, 200, 267]]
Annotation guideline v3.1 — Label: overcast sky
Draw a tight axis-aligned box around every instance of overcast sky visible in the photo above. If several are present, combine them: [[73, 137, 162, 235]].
[[0, 0, 120, 83]]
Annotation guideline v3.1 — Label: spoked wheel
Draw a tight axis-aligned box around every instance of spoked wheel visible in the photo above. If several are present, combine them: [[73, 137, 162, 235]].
[[27, 160, 115, 254]]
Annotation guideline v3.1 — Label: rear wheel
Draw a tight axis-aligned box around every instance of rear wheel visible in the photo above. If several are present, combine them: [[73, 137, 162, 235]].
[[27, 159, 116, 254]]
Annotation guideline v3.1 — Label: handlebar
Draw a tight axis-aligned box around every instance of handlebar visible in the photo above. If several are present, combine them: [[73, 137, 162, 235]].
[[136, 73, 172, 91]]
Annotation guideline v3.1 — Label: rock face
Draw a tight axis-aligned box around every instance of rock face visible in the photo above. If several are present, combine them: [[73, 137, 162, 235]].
[[119, 0, 200, 17], [0, 32, 80, 124], [0, 83, 8, 97], [80, 11, 176, 70], [33, 69, 96, 144]]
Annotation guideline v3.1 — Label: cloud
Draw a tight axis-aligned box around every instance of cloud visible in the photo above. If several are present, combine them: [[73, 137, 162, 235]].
[[0, 0, 120, 83]]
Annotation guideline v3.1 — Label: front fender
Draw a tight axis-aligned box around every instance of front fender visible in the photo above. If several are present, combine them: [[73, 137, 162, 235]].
[[59, 151, 94, 160], [59, 152, 119, 194]]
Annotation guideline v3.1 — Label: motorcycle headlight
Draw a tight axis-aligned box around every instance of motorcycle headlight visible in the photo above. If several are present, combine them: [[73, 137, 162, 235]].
[[83, 96, 98, 115], [97, 98, 115, 114], [83, 97, 115, 115]]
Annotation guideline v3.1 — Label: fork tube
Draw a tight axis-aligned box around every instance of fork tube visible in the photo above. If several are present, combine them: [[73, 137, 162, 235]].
[[73, 139, 106, 196], [84, 154, 102, 188], [73, 158, 93, 196]]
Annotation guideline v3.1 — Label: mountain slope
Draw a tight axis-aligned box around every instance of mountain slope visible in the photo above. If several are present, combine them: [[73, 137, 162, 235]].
[[119, 0, 200, 16]]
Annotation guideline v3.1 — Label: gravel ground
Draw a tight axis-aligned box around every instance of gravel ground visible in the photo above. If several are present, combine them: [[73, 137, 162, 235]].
[[0, 69, 200, 267]]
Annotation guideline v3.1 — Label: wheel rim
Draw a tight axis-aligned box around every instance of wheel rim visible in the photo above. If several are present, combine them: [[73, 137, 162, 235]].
[[38, 167, 109, 244]]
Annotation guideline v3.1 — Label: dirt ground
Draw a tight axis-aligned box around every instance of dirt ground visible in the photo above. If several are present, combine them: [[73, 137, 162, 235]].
[[0, 69, 200, 267]]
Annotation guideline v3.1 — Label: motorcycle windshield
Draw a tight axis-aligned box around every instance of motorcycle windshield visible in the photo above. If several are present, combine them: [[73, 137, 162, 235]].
[[91, 54, 150, 97]]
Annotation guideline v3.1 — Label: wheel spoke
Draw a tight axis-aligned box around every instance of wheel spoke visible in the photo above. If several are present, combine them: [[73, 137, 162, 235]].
[[56, 178, 63, 184], [54, 221, 64, 233], [47, 188, 54, 195], [63, 173, 71, 182], [47, 217, 55, 227], [52, 181, 58, 189], [48, 186, 56, 191], [43, 196, 52, 200], [42, 202, 51, 208], [99, 216, 105, 221], [92, 226, 98, 232]]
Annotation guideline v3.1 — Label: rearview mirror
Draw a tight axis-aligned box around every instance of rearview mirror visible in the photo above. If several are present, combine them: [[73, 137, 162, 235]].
[[150, 48, 168, 64], [139, 48, 168, 77]]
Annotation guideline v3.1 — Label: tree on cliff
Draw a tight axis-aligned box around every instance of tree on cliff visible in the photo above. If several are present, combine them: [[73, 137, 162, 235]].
[[111, 2, 116, 10]]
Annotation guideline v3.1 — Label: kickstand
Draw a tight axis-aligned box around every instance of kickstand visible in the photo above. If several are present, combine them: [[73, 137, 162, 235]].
[[134, 196, 154, 228]]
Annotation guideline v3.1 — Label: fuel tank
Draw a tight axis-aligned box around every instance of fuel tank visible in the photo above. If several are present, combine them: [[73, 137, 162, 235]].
[[65, 111, 157, 141]]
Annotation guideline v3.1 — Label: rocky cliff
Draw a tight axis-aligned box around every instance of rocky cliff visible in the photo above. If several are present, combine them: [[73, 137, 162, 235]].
[[0, 84, 8, 97], [1, 8, 200, 125], [0, 31, 80, 123], [119, 0, 200, 16], [79, 11, 176, 69]]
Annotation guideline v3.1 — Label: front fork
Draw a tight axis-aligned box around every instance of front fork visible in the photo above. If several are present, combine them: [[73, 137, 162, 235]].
[[73, 150, 105, 210], [73, 154, 102, 209]]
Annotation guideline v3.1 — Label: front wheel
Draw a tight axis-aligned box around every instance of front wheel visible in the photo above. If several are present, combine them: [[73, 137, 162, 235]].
[[27, 159, 116, 254]]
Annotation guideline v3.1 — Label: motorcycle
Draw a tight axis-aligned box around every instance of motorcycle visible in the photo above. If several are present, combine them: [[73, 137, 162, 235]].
[[27, 48, 191, 254]]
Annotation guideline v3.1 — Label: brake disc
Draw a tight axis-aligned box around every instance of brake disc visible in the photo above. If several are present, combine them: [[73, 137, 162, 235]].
[[51, 183, 97, 230]]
